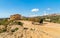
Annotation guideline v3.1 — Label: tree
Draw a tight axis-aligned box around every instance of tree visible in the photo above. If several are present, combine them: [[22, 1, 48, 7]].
[[39, 18, 43, 24]]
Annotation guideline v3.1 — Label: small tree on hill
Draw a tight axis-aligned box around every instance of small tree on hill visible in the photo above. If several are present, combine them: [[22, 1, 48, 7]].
[[39, 18, 43, 24]]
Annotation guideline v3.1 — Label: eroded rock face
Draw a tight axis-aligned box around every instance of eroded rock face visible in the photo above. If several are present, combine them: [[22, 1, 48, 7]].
[[10, 14, 22, 21], [0, 25, 23, 38]]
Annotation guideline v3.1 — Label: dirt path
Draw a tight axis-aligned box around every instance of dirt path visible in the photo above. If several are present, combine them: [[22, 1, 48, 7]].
[[20, 20, 60, 38]]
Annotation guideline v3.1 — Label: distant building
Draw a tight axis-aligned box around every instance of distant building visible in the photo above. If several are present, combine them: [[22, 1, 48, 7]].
[[45, 19, 51, 22], [10, 14, 22, 20]]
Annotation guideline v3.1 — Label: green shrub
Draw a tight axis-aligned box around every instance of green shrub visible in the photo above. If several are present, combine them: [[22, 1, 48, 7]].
[[11, 29, 15, 32], [0, 18, 8, 25], [23, 28, 28, 30], [2, 29, 7, 32], [15, 28, 19, 31], [8, 21, 23, 26], [11, 28, 19, 32], [39, 18, 43, 24], [17, 22, 23, 26], [0, 29, 7, 33]]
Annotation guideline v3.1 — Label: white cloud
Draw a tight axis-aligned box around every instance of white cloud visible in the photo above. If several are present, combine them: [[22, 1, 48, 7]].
[[47, 8, 51, 10], [43, 13, 48, 15], [29, 14, 38, 17], [31, 8, 39, 12], [43, 11, 48, 15]]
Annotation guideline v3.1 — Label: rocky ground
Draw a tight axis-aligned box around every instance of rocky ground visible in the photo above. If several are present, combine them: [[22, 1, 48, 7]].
[[0, 20, 60, 38], [0, 25, 23, 38], [21, 20, 60, 38]]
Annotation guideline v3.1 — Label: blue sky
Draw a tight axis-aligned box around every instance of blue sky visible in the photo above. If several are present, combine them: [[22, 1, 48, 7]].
[[0, 0, 60, 18]]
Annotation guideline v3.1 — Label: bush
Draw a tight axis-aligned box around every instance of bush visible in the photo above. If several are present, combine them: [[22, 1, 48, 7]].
[[23, 28, 28, 30], [0, 18, 8, 25], [2, 29, 7, 32], [17, 22, 23, 26], [8, 21, 23, 26], [11, 28, 19, 32], [39, 18, 43, 24], [0, 29, 7, 33]]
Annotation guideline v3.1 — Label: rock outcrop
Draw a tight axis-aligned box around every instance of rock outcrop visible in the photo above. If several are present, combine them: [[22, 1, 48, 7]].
[[10, 14, 22, 20]]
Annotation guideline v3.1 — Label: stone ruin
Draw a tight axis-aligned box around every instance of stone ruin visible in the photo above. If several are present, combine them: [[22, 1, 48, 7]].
[[10, 14, 22, 21]]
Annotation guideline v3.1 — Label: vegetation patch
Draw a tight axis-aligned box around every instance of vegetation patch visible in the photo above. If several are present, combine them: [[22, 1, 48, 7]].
[[30, 28, 35, 31], [0, 18, 8, 25], [23, 28, 28, 30], [17, 22, 23, 26], [11, 28, 19, 32], [0, 29, 7, 33]]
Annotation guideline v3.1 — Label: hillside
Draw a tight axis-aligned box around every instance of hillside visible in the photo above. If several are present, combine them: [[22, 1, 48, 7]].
[[25, 14, 60, 23], [0, 20, 60, 38], [0, 14, 60, 38]]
